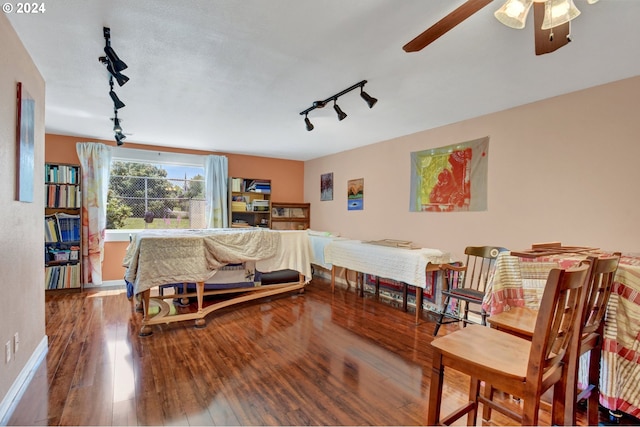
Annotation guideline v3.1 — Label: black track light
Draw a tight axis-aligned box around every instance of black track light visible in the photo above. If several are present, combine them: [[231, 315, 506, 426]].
[[102, 27, 129, 147], [112, 117, 122, 133], [109, 90, 125, 109], [100, 56, 129, 86], [333, 100, 347, 121], [299, 80, 376, 131], [304, 114, 314, 131], [103, 27, 128, 72], [115, 132, 126, 146], [360, 88, 378, 109], [104, 46, 128, 73]]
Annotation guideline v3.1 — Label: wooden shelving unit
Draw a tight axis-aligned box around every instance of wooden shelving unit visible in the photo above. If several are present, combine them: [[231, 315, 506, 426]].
[[271, 202, 310, 230], [229, 177, 271, 228], [44, 163, 82, 291]]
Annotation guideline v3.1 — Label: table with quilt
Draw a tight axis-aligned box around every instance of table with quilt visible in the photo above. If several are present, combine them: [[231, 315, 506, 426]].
[[482, 250, 640, 418], [324, 239, 452, 323], [123, 228, 312, 335]]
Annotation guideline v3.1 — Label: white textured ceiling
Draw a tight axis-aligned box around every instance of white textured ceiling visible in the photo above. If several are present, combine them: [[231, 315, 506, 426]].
[[7, 0, 640, 161]]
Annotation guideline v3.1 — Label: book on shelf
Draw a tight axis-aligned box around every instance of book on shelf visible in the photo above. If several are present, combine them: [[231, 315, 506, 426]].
[[46, 183, 80, 208], [231, 177, 243, 192], [55, 212, 81, 242], [44, 215, 59, 243], [45, 264, 81, 289], [46, 164, 79, 184], [245, 180, 271, 193]]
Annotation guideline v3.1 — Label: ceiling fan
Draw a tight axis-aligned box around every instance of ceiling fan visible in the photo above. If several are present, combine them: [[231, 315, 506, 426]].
[[403, 0, 593, 56]]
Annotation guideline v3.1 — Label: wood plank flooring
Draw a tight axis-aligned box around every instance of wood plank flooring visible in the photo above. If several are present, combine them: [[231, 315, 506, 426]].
[[8, 277, 639, 426]]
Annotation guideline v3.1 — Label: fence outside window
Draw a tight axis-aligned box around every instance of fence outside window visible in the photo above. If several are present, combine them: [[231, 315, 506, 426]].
[[108, 174, 206, 229]]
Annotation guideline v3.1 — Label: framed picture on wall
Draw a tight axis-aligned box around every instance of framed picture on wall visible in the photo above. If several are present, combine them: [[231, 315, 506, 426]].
[[347, 178, 363, 211], [16, 82, 35, 203], [321, 172, 333, 201]]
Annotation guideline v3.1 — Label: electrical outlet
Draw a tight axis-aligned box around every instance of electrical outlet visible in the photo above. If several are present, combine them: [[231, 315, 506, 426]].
[[14, 333, 19, 353], [5, 341, 10, 363]]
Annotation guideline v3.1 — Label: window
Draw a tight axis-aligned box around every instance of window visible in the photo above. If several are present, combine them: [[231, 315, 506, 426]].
[[107, 148, 206, 234]]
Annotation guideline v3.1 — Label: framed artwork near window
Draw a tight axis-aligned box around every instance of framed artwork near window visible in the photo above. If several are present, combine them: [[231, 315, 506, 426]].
[[16, 82, 35, 203]]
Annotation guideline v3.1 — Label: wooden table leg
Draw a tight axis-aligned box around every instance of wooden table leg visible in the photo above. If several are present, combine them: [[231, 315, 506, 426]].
[[195, 281, 206, 328], [402, 283, 408, 312], [331, 266, 336, 293], [139, 289, 153, 337], [415, 287, 423, 325]]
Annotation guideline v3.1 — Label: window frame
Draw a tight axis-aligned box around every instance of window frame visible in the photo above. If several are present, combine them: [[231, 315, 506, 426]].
[[105, 147, 207, 242]]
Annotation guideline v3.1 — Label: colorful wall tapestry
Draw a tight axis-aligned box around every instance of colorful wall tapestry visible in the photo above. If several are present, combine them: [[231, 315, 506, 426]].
[[410, 136, 489, 212]]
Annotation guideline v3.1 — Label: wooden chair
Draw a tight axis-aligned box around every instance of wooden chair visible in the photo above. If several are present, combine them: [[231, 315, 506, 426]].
[[487, 253, 621, 425], [433, 246, 507, 336], [427, 263, 590, 426]]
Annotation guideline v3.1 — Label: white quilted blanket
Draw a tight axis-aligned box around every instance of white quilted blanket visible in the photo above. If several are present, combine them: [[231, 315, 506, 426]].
[[324, 239, 452, 288], [124, 228, 281, 294]]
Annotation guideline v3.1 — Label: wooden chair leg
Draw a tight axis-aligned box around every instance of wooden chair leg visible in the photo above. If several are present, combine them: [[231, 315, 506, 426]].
[[433, 295, 451, 336], [427, 351, 445, 425], [467, 377, 480, 426], [482, 381, 495, 423], [587, 344, 602, 426]]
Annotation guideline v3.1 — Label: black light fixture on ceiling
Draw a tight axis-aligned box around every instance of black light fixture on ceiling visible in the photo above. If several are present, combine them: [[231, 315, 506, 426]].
[[99, 26, 130, 146], [112, 109, 122, 133], [99, 27, 129, 87], [109, 77, 125, 110], [115, 131, 126, 146], [304, 113, 314, 131], [299, 80, 377, 131], [333, 100, 347, 121]]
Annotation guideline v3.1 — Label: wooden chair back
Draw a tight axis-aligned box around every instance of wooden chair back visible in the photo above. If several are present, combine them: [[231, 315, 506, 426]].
[[458, 246, 505, 293], [582, 253, 621, 337], [433, 246, 507, 335], [527, 263, 591, 395]]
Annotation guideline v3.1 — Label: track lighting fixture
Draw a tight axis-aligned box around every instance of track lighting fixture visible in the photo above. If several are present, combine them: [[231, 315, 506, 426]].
[[112, 111, 122, 133], [100, 27, 130, 146], [99, 27, 129, 87], [333, 100, 347, 121], [115, 132, 126, 146], [299, 80, 377, 131], [360, 88, 378, 109], [304, 113, 314, 131], [108, 77, 125, 109]]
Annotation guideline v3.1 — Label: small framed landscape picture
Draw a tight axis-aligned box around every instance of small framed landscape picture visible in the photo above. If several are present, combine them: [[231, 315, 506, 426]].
[[347, 178, 363, 211], [321, 172, 333, 201]]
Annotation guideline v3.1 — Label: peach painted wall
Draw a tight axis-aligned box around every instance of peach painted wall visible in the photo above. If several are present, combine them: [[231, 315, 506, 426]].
[[305, 75, 640, 261], [0, 14, 46, 406], [45, 134, 304, 281]]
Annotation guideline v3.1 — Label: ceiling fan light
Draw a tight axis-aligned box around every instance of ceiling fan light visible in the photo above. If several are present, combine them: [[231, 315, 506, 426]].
[[541, 0, 581, 30], [494, 0, 533, 29], [587, 0, 598, 4]]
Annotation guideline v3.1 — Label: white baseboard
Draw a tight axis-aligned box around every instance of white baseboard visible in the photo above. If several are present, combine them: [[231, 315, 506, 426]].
[[0, 335, 48, 426]]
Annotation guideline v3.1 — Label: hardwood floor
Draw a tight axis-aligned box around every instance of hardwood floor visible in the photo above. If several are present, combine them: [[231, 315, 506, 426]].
[[8, 277, 639, 425]]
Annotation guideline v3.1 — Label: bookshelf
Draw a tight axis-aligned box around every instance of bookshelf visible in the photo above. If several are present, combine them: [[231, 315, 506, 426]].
[[45, 163, 82, 290], [229, 177, 271, 228], [271, 202, 310, 230]]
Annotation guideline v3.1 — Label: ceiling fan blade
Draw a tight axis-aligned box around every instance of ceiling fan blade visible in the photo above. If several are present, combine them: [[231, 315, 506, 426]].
[[533, 2, 570, 55], [403, 0, 494, 53]]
